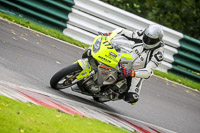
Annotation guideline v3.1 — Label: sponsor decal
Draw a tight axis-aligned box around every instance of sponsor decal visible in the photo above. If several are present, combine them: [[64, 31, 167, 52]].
[[109, 52, 117, 57], [81, 72, 87, 75], [154, 51, 163, 61], [105, 54, 118, 62], [98, 56, 111, 63], [135, 49, 144, 61]]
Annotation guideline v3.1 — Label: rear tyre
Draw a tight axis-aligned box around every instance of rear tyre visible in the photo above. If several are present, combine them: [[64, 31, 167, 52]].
[[50, 63, 82, 90]]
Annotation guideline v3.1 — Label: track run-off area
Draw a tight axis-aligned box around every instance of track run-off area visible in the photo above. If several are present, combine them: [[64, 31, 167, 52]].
[[0, 18, 200, 133]]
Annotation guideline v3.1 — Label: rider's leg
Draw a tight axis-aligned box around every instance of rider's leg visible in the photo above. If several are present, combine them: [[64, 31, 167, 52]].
[[123, 77, 143, 105]]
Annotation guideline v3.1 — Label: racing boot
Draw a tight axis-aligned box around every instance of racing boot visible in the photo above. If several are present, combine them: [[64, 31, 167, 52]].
[[124, 92, 139, 105]]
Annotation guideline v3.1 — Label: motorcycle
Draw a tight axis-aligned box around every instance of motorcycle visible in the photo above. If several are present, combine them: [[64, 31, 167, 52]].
[[50, 33, 133, 102]]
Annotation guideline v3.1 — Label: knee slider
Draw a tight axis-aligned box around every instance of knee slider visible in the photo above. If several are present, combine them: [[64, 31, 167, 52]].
[[124, 92, 139, 103]]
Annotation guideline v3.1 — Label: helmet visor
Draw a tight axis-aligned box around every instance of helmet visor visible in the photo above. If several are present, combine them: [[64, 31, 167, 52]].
[[143, 34, 160, 45]]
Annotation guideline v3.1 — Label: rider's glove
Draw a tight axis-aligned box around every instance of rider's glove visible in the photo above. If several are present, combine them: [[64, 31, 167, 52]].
[[121, 67, 135, 77]]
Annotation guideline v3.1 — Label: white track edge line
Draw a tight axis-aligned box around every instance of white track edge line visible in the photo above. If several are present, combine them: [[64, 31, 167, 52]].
[[0, 17, 85, 50]]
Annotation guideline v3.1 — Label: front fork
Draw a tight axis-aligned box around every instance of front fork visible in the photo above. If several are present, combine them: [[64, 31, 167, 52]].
[[74, 58, 93, 79]]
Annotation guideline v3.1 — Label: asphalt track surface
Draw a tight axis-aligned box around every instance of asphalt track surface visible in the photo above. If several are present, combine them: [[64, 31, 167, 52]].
[[0, 19, 200, 133]]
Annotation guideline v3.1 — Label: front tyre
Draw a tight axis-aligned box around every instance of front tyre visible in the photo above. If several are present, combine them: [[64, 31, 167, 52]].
[[93, 97, 110, 103], [50, 63, 82, 90]]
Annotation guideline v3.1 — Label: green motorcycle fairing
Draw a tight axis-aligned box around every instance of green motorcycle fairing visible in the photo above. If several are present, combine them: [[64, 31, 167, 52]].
[[75, 33, 133, 80], [74, 59, 91, 79], [91, 33, 133, 68]]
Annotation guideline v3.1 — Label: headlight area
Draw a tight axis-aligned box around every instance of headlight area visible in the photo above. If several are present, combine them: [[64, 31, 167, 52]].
[[92, 38, 101, 53]]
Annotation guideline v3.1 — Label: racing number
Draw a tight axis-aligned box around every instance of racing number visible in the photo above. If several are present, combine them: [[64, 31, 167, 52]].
[[103, 41, 113, 49]]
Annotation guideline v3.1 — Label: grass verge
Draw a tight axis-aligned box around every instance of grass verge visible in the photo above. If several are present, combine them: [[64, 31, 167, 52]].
[[0, 11, 199, 91], [154, 70, 200, 90], [0, 12, 88, 49], [0, 95, 128, 133]]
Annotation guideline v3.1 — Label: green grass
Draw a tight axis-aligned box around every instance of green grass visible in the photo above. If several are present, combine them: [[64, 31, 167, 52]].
[[154, 70, 200, 91], [0, 95, 129, 133], [0, 11, 199, 91], [0, 12, 88, 49]]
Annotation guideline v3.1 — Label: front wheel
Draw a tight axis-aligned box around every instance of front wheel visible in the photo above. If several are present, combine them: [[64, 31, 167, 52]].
[[50, 63, 82, 90], [93, 97, 110, 103]]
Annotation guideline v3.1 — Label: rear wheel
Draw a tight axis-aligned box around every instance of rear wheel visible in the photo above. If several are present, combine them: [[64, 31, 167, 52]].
[[50, 63, 82, 90]]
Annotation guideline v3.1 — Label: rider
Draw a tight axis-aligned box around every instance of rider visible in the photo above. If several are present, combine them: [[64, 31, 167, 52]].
[[107, 24, 164, 105]]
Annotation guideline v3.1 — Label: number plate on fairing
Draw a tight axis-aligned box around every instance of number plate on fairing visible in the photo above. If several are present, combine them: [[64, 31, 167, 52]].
[[91, 36, 121, 68]]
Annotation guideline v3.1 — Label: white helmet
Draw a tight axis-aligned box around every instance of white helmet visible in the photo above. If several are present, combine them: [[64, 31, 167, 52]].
[[142, 24, 164, 49]]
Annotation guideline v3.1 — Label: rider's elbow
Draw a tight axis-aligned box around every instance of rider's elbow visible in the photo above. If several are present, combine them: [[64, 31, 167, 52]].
[[135, 68, 153, 79], [144, 69, 153, 79]]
